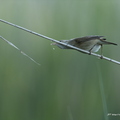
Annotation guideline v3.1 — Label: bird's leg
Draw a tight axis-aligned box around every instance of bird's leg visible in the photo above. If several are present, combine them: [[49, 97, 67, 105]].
[[88, 44, 96, 55], [88, 50, 92, 55]]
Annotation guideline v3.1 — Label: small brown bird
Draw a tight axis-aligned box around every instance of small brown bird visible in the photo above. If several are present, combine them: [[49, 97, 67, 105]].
[[52, 35, 117, 57]]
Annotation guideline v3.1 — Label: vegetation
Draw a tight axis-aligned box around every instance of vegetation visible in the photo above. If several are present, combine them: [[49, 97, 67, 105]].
[[0, 0, 120, 120]]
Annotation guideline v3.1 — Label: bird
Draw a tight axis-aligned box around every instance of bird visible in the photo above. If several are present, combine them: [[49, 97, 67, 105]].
[[52, 35, 117, 58]]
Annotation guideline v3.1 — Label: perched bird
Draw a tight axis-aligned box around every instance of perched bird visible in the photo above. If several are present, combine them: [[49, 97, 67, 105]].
[[52, 35, 117, 57]]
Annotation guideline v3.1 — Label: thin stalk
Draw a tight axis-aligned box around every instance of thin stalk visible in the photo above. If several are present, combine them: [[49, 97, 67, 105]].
[[0, 19, 120, 65]]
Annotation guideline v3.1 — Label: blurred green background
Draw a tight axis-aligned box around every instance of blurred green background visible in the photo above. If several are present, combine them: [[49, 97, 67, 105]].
[[0, 0, 120, 120]]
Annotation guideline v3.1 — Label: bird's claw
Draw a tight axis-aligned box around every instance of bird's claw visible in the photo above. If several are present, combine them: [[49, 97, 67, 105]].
[[100, 55, 103, 59]]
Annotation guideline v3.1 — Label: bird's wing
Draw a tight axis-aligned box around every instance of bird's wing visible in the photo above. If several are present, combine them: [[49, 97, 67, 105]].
[[73, 36, 105, 43]]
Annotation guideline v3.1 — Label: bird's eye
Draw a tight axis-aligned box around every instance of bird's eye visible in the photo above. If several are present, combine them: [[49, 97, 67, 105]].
[[103, 38, 106, 40]]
